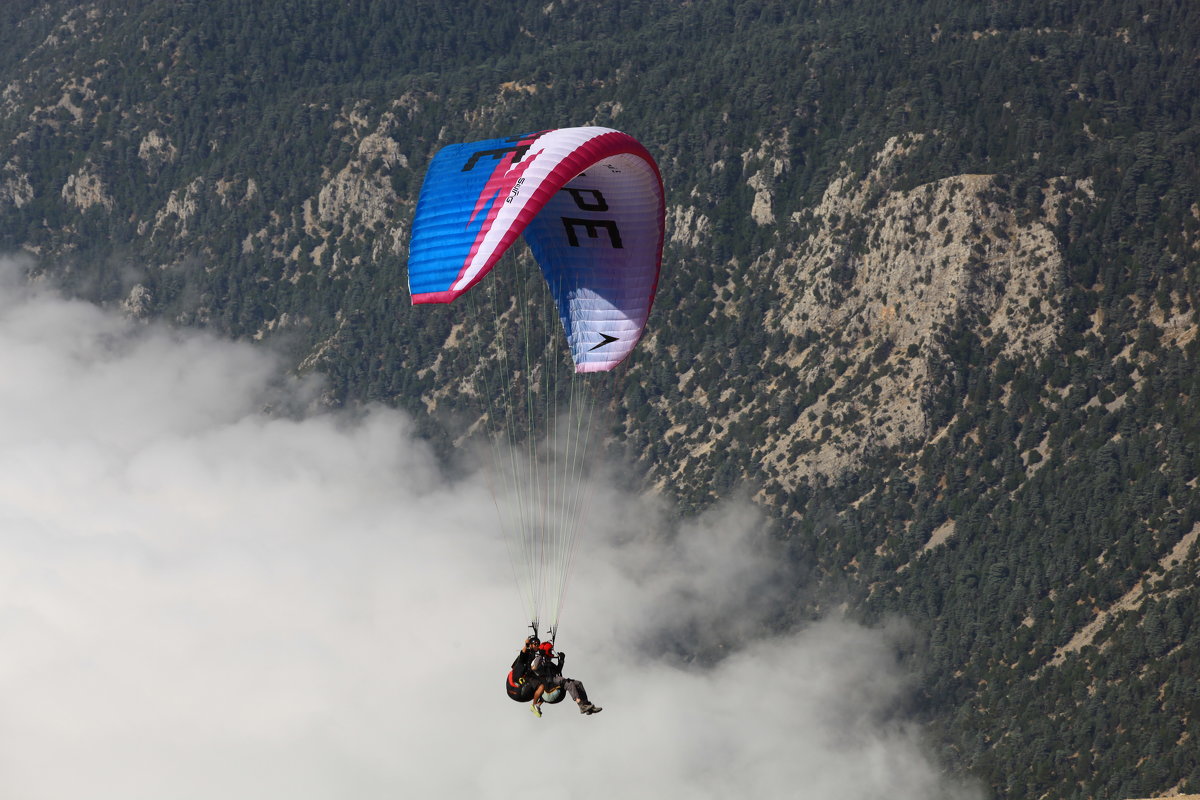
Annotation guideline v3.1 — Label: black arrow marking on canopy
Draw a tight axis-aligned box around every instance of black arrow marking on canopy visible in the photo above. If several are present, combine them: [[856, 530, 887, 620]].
[[588, 333, 619, 351]]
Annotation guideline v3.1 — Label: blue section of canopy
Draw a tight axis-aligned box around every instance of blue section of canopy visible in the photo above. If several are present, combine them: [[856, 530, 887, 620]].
[[407, 138, 509, 297]]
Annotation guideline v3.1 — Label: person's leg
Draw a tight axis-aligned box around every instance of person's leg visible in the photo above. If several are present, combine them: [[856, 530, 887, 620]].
[[564, 679, 601, 713], [530, 682, 546, 716]]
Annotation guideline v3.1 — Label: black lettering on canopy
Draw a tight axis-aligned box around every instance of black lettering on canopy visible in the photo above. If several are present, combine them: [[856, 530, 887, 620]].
[[565, 187, 608, 212], [562, 217, 623, 248], [463, 144, 532, 172], [461, 132, 547, 172]]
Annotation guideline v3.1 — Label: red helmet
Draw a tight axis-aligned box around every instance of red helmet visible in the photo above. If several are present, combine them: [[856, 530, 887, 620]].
[[538, 641, 554, 654]]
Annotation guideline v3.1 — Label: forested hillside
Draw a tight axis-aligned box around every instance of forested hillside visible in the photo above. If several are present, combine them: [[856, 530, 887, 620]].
[[3, 2, 1199, 798]]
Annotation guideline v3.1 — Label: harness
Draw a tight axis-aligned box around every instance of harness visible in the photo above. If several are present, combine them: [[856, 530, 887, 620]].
[[506, 669, 536, 702]]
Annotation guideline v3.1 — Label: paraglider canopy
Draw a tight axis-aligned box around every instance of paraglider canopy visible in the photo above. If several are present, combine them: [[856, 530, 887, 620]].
[[407, 127, 664, 372]]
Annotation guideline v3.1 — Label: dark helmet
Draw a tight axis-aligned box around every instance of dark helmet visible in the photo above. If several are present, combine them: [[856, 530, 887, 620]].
[[526, 635, 540, 646]]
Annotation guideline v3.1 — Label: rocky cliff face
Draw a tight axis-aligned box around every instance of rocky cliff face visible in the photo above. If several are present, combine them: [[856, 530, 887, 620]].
[[766, 138, 1066, 479], [641, 134, 1080, 510], [299, 107, 413, 262]]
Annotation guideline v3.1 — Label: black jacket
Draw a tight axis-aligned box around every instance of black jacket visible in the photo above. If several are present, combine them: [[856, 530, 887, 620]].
[[511, 649, 537, 683]]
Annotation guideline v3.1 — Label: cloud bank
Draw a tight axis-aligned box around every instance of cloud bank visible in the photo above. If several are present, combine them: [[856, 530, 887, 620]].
[[0, 258, 980, 799]]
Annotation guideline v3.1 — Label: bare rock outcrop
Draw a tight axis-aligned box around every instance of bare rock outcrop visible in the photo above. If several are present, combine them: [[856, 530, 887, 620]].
[[760, 137, 1065, 483], [651, 135, 1076, 501], [61, 162, 113, 211], [299, 110, 412, 265], [1, 161, 34, 210]]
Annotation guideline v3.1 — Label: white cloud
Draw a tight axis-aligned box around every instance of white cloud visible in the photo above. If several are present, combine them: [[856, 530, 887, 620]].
[[0, 258, 980, 800]]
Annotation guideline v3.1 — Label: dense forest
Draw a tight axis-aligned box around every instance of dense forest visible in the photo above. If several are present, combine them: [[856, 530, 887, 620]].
[[2, 1, 1200, 798]]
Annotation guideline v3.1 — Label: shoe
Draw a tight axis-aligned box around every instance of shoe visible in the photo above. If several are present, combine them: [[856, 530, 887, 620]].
[[579, 703, 602, 715], [530, 702, 542, 718]]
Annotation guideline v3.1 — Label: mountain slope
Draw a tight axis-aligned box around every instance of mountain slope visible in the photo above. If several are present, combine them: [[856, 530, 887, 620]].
[[3, 2, 1200, 798]]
